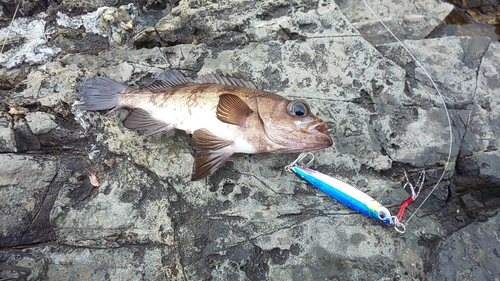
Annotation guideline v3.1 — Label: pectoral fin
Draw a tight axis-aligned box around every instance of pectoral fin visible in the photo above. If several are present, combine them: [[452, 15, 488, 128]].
[[190, 128, 234, 180], [216, 94, 254, 127], [123, 108, 173, 136]]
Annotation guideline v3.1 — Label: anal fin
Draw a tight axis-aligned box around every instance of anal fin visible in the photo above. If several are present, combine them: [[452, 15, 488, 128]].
[[123, 108, 173, 136]]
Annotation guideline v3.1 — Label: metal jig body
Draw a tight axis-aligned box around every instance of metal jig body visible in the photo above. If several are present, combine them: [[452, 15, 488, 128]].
[[292, 165, 393, 224], [286, 152, 411, 233]]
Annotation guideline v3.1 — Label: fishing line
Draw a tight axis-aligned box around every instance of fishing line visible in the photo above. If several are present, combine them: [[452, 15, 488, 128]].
[[0, 0, 21, 54], [361, 0, 454, 225]]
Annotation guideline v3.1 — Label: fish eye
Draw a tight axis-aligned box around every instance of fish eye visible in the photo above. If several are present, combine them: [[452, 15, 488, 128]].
[[287, 100, 310, 117]]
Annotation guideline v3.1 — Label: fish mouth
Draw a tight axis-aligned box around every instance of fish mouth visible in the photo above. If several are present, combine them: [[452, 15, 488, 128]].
[[314, 122, 328, 134], [308, 120, 330, 136], [304, 120, 333, 148], [263, 119, 333, 153]]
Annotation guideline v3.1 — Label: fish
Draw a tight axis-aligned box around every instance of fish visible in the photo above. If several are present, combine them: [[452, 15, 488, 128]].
[[76, 69, 333, 180]]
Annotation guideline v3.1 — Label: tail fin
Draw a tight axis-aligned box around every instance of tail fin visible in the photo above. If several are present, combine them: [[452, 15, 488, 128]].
[[76, 77, 128, 111]]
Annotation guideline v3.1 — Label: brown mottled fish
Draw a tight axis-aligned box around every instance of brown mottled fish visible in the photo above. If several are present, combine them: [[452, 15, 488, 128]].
[[77, 69, 333, 180]]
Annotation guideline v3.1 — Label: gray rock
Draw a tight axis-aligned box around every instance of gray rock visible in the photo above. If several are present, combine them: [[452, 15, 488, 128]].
[[0, 68, 27, 90], [56, 4, 138, 47], [0, 0, 498, 280], [455, 42, 500, 191], [51, 158, 176, 248], [12, 117, 41, 152], [0, 154, 57, 247], [25, 112, 58, 135], [0, 245, 178, 280], [335, 0, 454, 45], [96, 4, 136, 45], [57, 10, 97, 32], [432, 212, 500, 280], [0, 15, 61, 69], [8, 66, 81, 108], [133, 0, 358, 48], [459, 191, 484, 211], [0, 113, 16, 152]]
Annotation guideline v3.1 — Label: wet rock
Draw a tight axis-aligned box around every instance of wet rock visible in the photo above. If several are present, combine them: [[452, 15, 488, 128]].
[[455, 41, 500, 192], [432, 212, 500, 280], [443, 8, 500, 42], [459, 191, 484, 211], [48, 25, 109, 55], [0, 244, 181, 280], [0, 68, 26, 90], [446, 0, 500, 25], [0, 154, 57, 247], [335, 0, 454, 45]]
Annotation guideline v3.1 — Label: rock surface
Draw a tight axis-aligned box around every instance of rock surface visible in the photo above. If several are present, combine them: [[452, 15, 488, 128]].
[[335, 0, 454, 45], [0, 0, 499, 280], [446, 0, 500, 25], [432, 211, 500, 280]]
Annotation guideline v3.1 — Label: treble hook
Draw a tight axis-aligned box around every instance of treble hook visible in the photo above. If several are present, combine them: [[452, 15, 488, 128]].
[[285, 152, 314, 172], [403, 169, 425, 200]]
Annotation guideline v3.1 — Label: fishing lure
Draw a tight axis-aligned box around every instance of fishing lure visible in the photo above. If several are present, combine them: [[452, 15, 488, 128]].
[[357, 0, 453, 230], [286, 152, 424, 233], [286, 0, 453, 233]]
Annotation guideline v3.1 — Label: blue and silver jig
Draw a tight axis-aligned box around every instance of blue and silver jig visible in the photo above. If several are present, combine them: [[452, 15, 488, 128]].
[[286, 152, 409, 233]]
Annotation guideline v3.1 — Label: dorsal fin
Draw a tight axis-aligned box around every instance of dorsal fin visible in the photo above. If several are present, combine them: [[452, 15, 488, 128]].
[[195, 73, 262, 90], [144, 69, 194, 90]]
